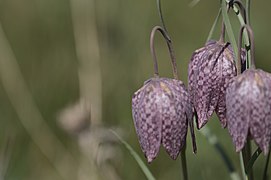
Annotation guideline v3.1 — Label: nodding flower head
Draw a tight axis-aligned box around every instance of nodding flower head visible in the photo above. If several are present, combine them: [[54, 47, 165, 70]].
[[188, 2, 247, 129], [226, 25, 271, 155], [188, 40, 240, 129], [131, 26, 196, 163], [132, 77, 193, 162]]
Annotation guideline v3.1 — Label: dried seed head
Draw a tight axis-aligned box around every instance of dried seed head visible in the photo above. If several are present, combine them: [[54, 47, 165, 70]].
[[132, 77, 192, 162], [226, 69, 271, 155], [188, 40, 243, 129]]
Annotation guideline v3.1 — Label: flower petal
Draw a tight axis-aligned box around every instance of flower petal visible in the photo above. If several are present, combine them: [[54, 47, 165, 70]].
[[249, 71, 271, 155], [132, 79, 162, 163], [226, 74, 250, 152], [160, 79, 188, 159], [216, 44, 237, 128]]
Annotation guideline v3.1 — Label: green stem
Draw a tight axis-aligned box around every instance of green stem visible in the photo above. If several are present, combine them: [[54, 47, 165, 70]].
[[240, 153, 248, 180], [246, 147, 262, 175], [156, 0, 168, 34], [206, 8, 222, 42], [110, 130, 156, 180], [262, 150, 270, 180], [222, 0, 238, 59], [246, 0, 251, 25], [242, 141, 253, 180], [231, 2, 251, 68], [181, 149, 188, 180]]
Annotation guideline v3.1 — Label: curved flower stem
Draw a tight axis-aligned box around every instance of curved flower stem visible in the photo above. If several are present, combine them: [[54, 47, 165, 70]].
[[238, 25, 255, 74], [222, 0, 238, 58], [181, 148, 188, 180], [222, 0, 250, 64], [150, 26, 179, 79], [156, 0, 168, 35], [262, 149, 270, 180]]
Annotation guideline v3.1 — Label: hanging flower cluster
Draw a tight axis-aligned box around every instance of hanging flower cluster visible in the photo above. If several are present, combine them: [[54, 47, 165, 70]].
[[131, 0, 271, 167]]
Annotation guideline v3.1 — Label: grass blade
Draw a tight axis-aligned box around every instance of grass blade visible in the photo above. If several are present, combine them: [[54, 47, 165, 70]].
[[206, 8, 222, 42], [110, 130, 156, 180], [246, 147, 262, 175], [263, 150, 270, 180], [189, 0, 201, 7], [221, 0, 238, 59], [200, 125, 241, 180]]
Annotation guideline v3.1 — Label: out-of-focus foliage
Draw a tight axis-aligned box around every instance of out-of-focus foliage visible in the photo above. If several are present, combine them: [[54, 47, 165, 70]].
[[0, 0, 270, 179]]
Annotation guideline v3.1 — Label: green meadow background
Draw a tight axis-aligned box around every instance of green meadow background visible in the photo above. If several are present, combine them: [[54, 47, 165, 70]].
[[0, 0, 270, 179]]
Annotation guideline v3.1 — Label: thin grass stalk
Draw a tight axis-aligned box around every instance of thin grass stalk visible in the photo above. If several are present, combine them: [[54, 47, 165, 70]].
[[221, 0, 238, 58], [240, 153, 248, 180], [70, 0, 102, 126], [200, 124, 241, 180], [0, 22, 80, 180], [110, 130, 156, 180], [262, 150, 270, 180], [206, 8, 222, 42], [246, 0, 251, 25], [181, 149, 188, 180], [246, 148, 262, 175]]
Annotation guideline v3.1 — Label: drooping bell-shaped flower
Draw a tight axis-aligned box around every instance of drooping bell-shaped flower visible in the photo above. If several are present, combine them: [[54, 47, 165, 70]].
[[226, 25, 271, 155], [188, 37, 241, 129], [132, 77, 194, 162], [132, 26, 196, 163]]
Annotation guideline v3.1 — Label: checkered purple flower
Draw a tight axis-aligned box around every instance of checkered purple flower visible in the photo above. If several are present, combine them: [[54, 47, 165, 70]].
[[188, 40, 245, 129], [226, 69, 271, 155], [132, 77, 195, 163]]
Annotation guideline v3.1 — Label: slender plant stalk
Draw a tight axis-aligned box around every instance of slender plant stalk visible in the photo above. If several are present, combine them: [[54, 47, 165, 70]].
[[231, 1, 251, 69], [0, 22, 80, 180], [246, 0, 251, 25], [70, 0, 102, 125], [246, 141, 254, 180], [0, 136, 13, 180], [110, 130, 156, 180], [206, 8, 222, 42], [242, 142, 253, 180], [240, 153, 248, 180], [156, 0, 168, 34], [263, 150, 270, 180], [221, 0, 238, 58], [222, 0, 251, 64], [150, 26, 178, 79], [200, 125, 241, 180], [189, 0, 201, 7], [181, 149, 188, 180], [246, 147, 262, 175]]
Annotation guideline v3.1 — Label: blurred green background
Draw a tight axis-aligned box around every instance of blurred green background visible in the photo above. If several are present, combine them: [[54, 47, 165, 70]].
[[0, 0, 270, 179]]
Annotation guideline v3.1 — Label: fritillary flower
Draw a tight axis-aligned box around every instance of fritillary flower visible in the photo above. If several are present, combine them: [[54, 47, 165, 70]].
[[226, 25, 271, 155], [132, 26, 196, 163]]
